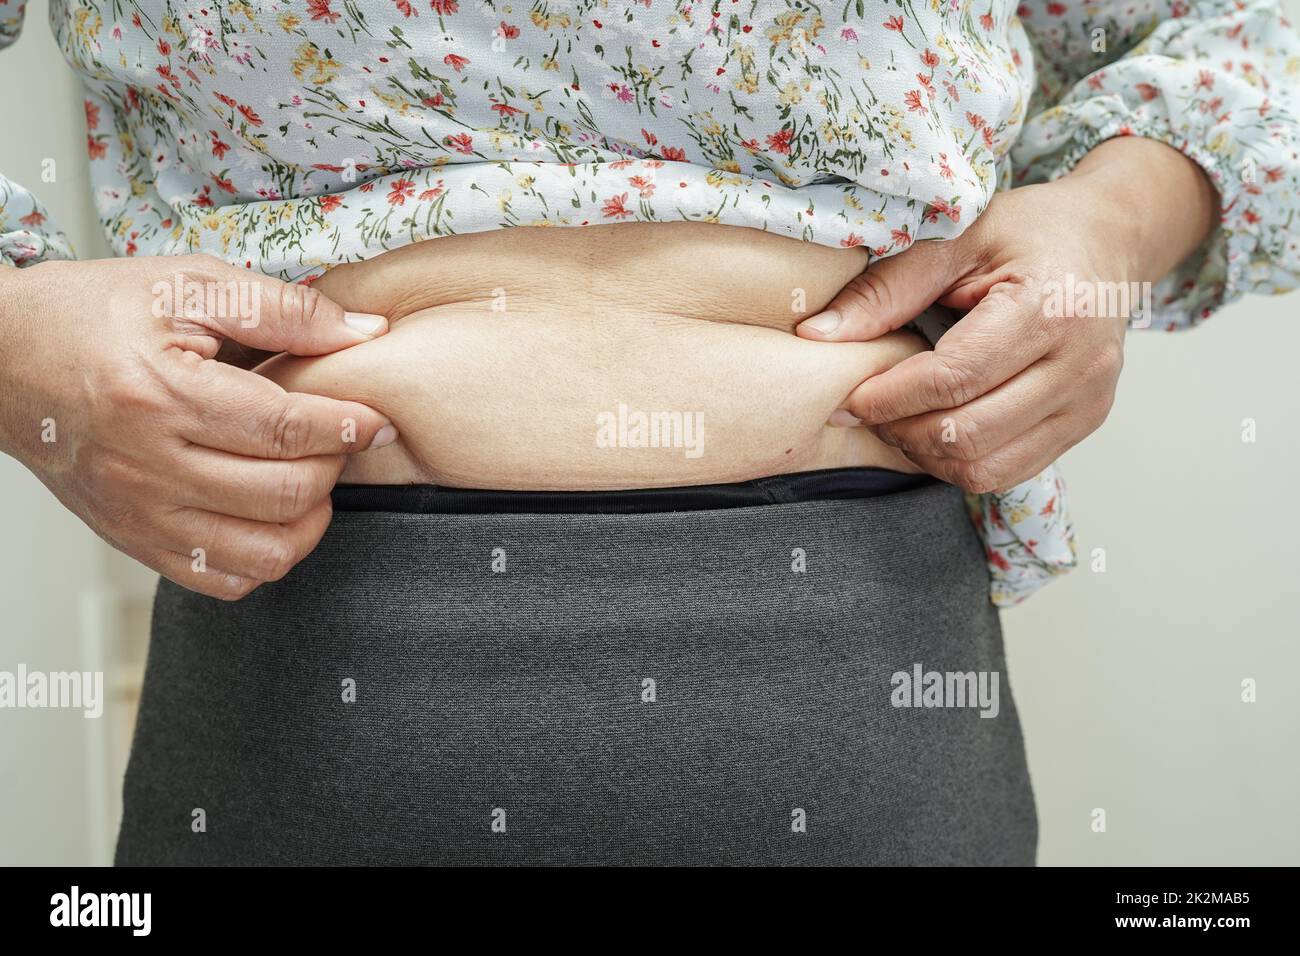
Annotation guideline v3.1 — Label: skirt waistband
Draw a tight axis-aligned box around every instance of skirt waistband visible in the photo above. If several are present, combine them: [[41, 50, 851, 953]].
[[332, 467, 939, 515]]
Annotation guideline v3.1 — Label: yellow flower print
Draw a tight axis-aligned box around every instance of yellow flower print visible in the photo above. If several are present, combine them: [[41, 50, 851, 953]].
[[373, 88, 413, 117], [489, 130, 523, 152], [699, 115, 724, 138], [291, 42, 342, 85], [161, 16, 185, 41], [1207, 131, 1236, 158], [279, 14, 302, 32], [71, 9, 103, 45], [530, 11, 571, 31]]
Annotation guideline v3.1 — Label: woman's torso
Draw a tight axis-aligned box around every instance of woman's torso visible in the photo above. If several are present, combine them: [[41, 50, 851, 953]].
[[259, 222, 928, 488]]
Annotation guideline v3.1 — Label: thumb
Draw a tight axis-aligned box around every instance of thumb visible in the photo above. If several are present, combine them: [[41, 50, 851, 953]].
[[168, 257, 388, 355], [796, 238, 964, 342]]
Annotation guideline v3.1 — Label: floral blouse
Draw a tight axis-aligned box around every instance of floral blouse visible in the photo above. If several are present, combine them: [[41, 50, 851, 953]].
[[2, 1, 1298, 606]]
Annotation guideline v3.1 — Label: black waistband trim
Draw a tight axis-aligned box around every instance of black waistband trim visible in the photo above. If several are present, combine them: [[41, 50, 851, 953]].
[[331, 467, 939, 515]]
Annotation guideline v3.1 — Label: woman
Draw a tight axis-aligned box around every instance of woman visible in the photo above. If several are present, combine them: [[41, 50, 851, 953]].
[[1, 1, 1296, 864]]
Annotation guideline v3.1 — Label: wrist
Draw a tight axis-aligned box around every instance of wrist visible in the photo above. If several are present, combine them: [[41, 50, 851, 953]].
[[0, 268, 22, 456], [0, 264, 47, 460], [1063, 135, 1219, 284]]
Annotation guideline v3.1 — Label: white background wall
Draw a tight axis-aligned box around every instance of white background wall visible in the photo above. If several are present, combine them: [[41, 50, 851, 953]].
[[1, 0, 116, 866], [1, 0, 1297, 865]]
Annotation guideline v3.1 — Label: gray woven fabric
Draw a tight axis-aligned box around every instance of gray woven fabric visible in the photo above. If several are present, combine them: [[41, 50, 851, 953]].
[[116, 482, 1036, 866]]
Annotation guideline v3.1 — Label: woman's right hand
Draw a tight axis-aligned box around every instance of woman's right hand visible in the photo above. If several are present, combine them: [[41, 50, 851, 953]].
[[0, 254, 396, 599]]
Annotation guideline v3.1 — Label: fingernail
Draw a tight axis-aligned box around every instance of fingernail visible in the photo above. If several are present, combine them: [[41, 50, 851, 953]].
[[344, 311, 387, 337], [368, 423, 398, 450], [801, 310, 842, 335], [827, 409, 863, 427]]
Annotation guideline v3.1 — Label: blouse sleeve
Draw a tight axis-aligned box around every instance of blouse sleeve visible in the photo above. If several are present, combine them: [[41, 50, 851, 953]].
[[1011, 0, 1300, 329], [0, 3, 75, 268]]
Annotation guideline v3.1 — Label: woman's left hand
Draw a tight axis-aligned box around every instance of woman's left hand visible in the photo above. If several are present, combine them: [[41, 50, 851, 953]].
[[798, 136, 1218, 494]]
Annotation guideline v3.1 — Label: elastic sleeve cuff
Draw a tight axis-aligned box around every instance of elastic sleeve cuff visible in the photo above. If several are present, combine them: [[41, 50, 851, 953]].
[[968, 466, 1078, 609], [1011, 6, 1300, 330], [0, 175, 76, 268], [1015, 109, 1251, 330]]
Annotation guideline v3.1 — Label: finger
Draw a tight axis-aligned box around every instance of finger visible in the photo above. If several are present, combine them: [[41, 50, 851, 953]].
[[839, 285, 1051, 426], [140, 547, 261, 601], [907, 412, 1081, 494], [169, 352, 397, 457], [871, 361, 1069, 462], [176, 448, 346, 523], [153, 499, 334, 585], [165, 256, 388, 355], [796, 238, 968, 341]]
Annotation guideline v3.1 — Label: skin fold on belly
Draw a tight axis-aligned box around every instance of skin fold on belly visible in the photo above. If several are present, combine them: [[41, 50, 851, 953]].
[[256, 223, 928, 489]]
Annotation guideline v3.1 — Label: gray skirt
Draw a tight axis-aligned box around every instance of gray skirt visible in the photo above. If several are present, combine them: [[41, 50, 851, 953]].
[[116, 480, 1036, 865]]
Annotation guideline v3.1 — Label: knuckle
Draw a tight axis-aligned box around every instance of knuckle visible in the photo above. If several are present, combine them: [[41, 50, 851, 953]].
[[252, 535, 298, 582], [90, 450, 138, 497], [215, 576, 260, 601], [184, 252, 222, 270], [273, 467, 311, 520], [943, 415, 985, 461], [94, 358, 168, 422], [1085, 392, 1115, 432], [278, 281, 325, 330], [85, 496, 132, 538], [1103, 336, 1126, 376], [78, 448, 140, 513], [842, 271, 893, 318], [930, 355, 977, 408], [266, 403, 310, 459], [956, 459, 1002, 494], [1079, 343, 1122, 390], [172, 254, 223, 289]]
